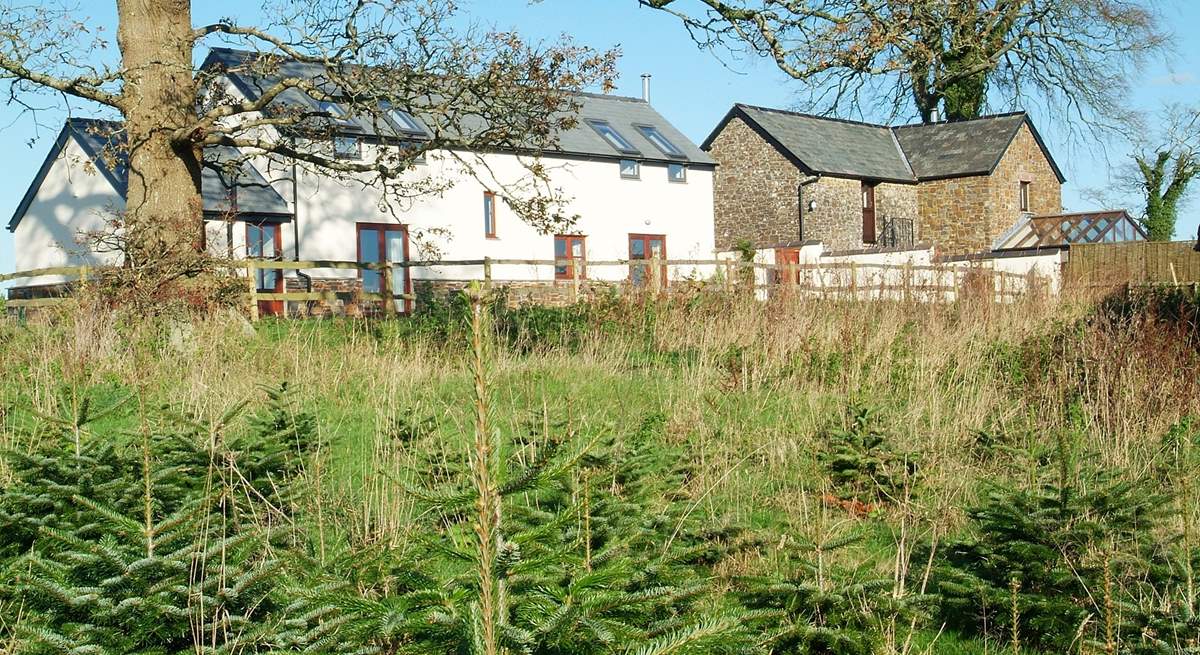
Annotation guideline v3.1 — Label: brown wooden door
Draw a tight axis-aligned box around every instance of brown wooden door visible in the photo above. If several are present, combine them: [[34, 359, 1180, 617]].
[[629, 234, 667, 288], [247, 222, 284, 317], [862, 182, 876, 244], [774, 248, 800, 285]]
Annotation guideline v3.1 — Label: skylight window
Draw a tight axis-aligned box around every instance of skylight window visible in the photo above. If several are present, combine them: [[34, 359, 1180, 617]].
[[586, 119, 639, 155], [636, 125, 685, 158], [318, 100, 356, 127], [380, 101, 428, 136]]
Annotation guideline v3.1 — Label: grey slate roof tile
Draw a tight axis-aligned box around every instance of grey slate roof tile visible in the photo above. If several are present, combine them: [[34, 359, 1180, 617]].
[[204, 47, 713, 166], [735, 106, 913, 182], [705, 104, 1063, 184], [69, 118, 291, 216], [892, 113, 1026, 180]]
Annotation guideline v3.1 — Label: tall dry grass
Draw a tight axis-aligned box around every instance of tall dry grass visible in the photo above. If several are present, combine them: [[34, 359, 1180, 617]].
[[1, 288, 1196, 581]]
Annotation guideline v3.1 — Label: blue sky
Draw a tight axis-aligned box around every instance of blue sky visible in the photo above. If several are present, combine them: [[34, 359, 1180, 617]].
[[2, 0, 1198, 276]]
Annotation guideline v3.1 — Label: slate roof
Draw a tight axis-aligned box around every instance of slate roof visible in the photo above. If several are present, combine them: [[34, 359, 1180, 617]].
[[702, 104, 1064, 184], [202, 47, 714, 166], [6, 118, 291, 232]]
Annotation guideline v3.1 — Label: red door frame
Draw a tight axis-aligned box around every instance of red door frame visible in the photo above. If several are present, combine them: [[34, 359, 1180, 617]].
[[246, 221, 285, 317], [628, 233, 667, 287], [355, 222, 413, 314]]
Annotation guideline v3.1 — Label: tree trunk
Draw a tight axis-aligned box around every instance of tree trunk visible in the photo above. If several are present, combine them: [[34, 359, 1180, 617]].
[[116, 0, 202, 269]]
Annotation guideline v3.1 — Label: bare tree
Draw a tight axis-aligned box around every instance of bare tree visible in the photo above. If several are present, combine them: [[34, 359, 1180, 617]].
[[0, 0, 616, 281], [637, 0, 1165, 127]]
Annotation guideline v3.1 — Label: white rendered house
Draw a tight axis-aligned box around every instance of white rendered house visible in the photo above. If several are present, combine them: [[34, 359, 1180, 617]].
[[6, 48, 717, 314]]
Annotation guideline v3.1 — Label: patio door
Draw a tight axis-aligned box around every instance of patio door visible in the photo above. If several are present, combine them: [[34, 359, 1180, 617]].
[[357, 223, 410, 313], [629, 234, 667, 288], [247, 222, 284, 317]]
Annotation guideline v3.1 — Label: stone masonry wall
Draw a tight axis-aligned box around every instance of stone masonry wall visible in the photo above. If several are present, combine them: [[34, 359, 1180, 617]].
[[918, 124, 1062, 255], [802, 177, 918, 250], [709, 115, 804, 251]]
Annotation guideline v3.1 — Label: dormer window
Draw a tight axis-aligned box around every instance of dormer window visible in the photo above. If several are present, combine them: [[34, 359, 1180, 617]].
[[636, 125, 685, 158], [586, 119, 640, 155]]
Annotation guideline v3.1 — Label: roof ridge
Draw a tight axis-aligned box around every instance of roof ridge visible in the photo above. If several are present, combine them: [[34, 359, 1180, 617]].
[[736, 103, 894, 130], [891, 111, 1027, 130]]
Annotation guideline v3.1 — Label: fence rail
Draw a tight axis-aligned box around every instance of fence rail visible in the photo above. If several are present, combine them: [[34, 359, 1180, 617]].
[[3, 256, 1053, 317]]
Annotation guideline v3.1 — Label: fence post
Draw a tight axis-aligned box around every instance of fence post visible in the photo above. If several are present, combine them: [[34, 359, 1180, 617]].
[[850, 261, 858, 300], [483, 256, 493, 289], [571, 255, 581, 303], [903, 261, 911, 303], [380, 261, 396, 317], [246, 260, 259, 322], [651, 256, 662, 294], [79, 265, 89, 296], [723, 260, 732, 293]]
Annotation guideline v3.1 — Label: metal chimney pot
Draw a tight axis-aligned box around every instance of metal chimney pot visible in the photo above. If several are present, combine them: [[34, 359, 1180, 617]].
[[641, 74, 651, 102]]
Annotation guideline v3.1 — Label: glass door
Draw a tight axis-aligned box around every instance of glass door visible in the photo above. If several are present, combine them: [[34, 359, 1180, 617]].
[[247, 222, 284, 316], [357, 223, 410, 313], [629, 234, 667, 288]]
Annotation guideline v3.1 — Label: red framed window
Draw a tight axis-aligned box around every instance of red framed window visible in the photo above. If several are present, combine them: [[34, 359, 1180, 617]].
[[554, 235, 587, 280], [356, 222, 411, 314], [483, 191, 497, 238]]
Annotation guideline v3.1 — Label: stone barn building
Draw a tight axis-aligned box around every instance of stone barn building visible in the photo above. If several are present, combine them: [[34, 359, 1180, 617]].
[[702, 105, 1071, 255]]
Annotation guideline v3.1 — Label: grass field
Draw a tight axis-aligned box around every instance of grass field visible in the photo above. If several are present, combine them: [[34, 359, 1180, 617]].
[[2, 288, 1198, 653]]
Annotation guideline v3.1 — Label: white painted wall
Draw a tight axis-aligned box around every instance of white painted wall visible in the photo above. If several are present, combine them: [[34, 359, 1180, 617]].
[[11, 138, 125, 286], [288, 145, 716, 286], [718, 242, 1065, 301]]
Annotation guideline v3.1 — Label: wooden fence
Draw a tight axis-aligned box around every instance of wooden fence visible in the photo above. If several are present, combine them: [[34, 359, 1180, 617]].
[[2, 256, 1047, 319], [1065, 241, 1200, 289]]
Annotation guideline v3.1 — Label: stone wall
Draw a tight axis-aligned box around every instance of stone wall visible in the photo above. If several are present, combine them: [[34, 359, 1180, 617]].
[[801, 178, 918, 250], [708, 115, 804, 251], [918, 124, 1062, 255]]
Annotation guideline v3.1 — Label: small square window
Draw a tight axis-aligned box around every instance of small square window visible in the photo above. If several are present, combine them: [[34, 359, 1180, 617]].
[[483, 191, 497, 238], [620, 159, 640, 179], [668, 163, 687, 183], [333, 136, 361, 160]]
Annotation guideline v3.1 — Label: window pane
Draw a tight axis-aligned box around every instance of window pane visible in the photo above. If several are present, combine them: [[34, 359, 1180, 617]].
[[247, 225, 263, 257], [571, 240, 583, 257], [359, 227, 381, 293], [620, 159, 639, 179], [636, 125, 685, 158], [668, 163, 686, 182], [484, 194, 496, 235], [334, 136, 359, 159], [630, 238, 645, 259], [554, 237, 567, 276], [649, 239, 664, 258]]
